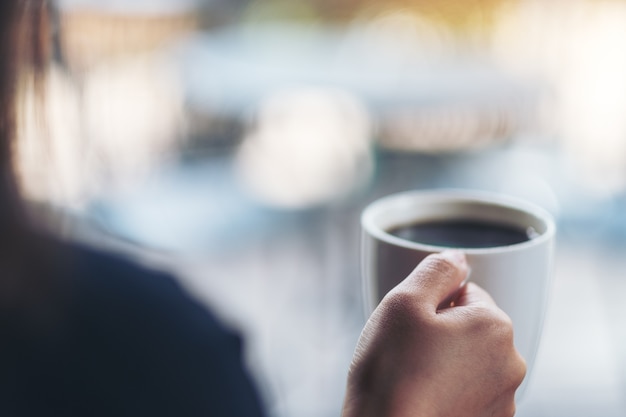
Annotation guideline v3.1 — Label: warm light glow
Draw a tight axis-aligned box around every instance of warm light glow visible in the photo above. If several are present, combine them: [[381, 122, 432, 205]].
[[81, 54, 186, 188], [16, 67, 85, 207], [16, 53, 185, 208], [379, 100, 526, 152], [492, 0, 626, 195], [347, 8, 455, 69], [235, 87, 373, 208], [343, 8, 532, 153]]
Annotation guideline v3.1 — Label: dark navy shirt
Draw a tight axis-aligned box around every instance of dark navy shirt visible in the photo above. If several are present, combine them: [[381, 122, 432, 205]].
[[0, 237, 266, 417]]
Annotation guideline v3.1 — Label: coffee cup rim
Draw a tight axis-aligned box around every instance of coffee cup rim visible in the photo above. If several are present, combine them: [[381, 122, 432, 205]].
[[361, 189, 556, 254]]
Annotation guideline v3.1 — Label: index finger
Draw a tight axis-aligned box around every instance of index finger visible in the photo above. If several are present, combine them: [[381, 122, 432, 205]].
[[454, 282, 498, 308]]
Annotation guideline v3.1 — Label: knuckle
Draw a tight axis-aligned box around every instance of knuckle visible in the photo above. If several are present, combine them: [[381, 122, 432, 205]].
[[382, 288, 413, 308], [487, 305, 514, 330], [514, 353, 528, 385], [464, 307, 513, 341], [422, 255, 459, 277], [502, 349, 527, 392], [499, 316, 516, 344], [379, 289, 429, 324], [380, 290, 416, 316], [485, 309, 516, 347]]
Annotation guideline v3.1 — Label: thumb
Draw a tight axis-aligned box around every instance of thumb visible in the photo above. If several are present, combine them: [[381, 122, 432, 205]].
[[397, 250, 469, 312]]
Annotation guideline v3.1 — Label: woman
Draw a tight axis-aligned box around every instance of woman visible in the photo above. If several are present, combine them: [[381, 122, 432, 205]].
[[0, 1, 526, 416]]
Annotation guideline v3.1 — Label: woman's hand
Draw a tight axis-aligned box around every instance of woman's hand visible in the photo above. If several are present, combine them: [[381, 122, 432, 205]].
[[342, 251, 526, 417]]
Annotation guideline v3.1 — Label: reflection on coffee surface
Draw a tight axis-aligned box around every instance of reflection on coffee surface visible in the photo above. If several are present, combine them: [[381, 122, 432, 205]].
[[388, 219, 536, 249]]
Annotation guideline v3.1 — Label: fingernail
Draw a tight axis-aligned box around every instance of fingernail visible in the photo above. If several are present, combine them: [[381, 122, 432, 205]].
[[440, 250, 466, 265]]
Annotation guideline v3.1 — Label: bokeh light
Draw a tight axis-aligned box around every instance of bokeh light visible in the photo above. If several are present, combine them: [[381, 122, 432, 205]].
[[492, 0, 626, 195], [236, 87, 373, 208]]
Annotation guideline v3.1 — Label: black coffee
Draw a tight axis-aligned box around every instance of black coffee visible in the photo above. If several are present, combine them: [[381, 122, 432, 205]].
[[388, 219, 535, 249]]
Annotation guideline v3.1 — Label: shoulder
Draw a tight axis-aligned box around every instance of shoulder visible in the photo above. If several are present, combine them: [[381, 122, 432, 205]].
[[45, 236, 265, 416], [55, 237, 233, 348]]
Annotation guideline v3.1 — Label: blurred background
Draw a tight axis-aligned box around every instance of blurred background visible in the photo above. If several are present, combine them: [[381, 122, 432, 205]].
[[16, 0, 626, 416]]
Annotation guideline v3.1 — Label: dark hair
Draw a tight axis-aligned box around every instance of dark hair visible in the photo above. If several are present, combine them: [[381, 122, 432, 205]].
[[0, 0, 47, 221], [0, 0, 64, 320]]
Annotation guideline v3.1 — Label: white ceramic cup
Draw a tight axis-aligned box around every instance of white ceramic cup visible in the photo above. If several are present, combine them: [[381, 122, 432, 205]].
[[361, 189, 556, 399]]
